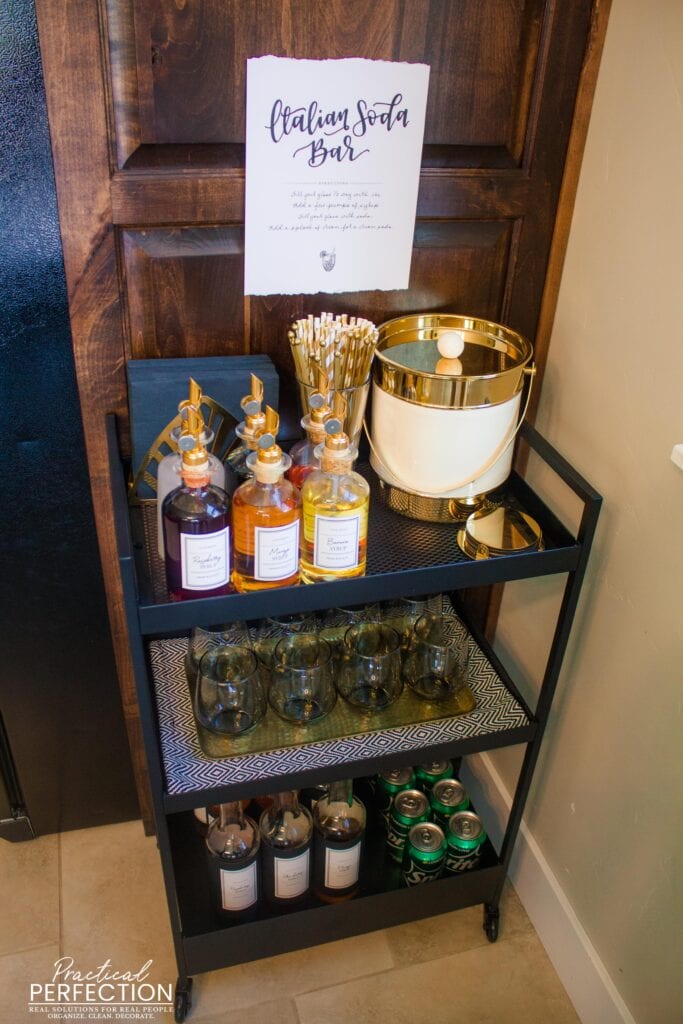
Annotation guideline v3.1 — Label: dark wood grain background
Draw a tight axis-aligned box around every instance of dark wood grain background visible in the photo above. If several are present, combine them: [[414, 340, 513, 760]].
[[35, 0, 611, 827]]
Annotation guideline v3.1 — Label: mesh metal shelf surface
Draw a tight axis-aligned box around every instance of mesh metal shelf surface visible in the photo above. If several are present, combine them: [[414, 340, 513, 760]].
[[133, 464, 580, 635]]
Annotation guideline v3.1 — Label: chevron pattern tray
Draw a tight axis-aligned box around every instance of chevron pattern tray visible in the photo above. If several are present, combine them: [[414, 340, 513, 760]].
[[149, 627, 532, 797]]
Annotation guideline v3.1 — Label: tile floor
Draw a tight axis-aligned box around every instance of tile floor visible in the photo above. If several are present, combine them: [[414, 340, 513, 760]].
[[1, 819, 580, 1024]]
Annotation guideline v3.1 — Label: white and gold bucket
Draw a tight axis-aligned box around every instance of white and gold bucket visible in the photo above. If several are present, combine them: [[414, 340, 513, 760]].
[[369, 314, 535, 522]]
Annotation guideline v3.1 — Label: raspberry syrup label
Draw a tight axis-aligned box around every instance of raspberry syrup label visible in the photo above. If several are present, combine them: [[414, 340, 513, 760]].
[[181, 527, 230, 591]]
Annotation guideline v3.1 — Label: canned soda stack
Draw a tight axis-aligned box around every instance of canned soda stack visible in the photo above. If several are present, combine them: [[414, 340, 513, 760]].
[[377, 759, 487, 885]]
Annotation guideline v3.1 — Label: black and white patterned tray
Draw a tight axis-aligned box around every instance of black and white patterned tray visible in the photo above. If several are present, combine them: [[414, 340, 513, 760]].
[[149, 629, 532, 798]]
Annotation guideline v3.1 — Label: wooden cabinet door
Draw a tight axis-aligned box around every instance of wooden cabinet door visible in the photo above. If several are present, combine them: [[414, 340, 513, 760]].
[[35, 0, 610, 826]]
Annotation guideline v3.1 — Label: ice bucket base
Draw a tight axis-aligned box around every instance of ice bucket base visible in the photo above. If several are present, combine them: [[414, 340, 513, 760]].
[[378, 480, 491, 523]]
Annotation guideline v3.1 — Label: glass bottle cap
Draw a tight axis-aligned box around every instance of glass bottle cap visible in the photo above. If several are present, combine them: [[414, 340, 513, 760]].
[[457, 506, 543, 560]]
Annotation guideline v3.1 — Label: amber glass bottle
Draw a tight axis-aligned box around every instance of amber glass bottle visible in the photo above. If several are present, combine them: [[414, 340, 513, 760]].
[[232, 408, 302, 592]]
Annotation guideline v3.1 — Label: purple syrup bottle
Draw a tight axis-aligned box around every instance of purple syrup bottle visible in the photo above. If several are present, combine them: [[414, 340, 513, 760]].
[[162, 407, 233, 601]]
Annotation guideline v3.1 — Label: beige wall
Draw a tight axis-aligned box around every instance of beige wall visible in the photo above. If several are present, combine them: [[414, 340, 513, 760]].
[[491, 1, 683, 1021]]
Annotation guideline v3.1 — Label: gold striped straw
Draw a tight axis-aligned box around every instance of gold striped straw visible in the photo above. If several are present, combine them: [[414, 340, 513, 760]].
[[289, 312, 378, 390]]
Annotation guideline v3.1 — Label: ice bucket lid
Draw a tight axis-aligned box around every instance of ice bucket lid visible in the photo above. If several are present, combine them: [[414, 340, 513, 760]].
[[374, 314, 533, 410]]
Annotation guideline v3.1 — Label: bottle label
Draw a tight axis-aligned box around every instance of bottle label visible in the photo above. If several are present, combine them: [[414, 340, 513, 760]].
[[254, 520, 300, 581], [274, 848, 310, 899], [181, 526, 230, 591], [220, 861, 258, 911], [313, 513, 361, 570], [324, 840, 362, 890]]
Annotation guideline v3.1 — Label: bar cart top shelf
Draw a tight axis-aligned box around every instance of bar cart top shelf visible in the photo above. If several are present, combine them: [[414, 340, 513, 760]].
[[117, 420, 591, 637]]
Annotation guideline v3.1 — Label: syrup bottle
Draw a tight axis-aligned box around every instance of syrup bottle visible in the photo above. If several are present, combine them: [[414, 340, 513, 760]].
[[313, 779, 366, 903], [287, 374, 333, 489], [226, 373, 267, 481], [231, 407, 302, 592], [259, 791, 313, 909], [156, 378, 227, 559], [206, 801, 260, 917], [162, 407, 233, 601], [300, 403, 370, 583]]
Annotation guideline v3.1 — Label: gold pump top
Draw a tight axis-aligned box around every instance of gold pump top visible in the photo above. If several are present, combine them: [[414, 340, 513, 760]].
[[305, 391, 333, 435], [256, 407, 282, 465], [241, 374, 266, 432], [323, 394, 350, 454], [177, 377, 202, 416], [319, 411, 357, 474], [178, 407, 209, 471], [187, 377, 202, 407], [323, 417, 349, 452]]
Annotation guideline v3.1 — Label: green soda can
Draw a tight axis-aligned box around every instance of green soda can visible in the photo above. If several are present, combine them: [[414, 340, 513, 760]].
[[414, 760, 453, 793], [375, 767, 415, 828], [386, 789, 430, 863], [445, 811, 487, 872], [430, 778, 469, 830], [402, 822, 446, 885]]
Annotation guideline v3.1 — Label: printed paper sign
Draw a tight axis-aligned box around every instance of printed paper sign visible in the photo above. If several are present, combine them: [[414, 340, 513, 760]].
[[245, 56, 430, 295]]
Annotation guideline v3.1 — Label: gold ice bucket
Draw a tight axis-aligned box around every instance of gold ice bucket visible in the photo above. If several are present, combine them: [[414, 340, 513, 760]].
[[369, 314, 535, 521]]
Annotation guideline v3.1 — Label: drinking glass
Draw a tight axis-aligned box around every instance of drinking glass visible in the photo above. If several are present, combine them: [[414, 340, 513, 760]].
[[194, 645, 267, 736], [251, 612, 318, 669], [402, 613, 470, 701], [319, 603, 381, 658], [185, 622, 251, 690], [382, 594, 445, 655], [337, 622, 403, 711], [269, 634, 336, 724]]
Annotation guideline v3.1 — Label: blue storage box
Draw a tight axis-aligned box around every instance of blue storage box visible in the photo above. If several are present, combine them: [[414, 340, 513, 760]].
[[127, 355, 280, 485]]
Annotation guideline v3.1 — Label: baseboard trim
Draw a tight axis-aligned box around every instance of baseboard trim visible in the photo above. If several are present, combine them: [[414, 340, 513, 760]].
[[461, 753, 637, 1024]]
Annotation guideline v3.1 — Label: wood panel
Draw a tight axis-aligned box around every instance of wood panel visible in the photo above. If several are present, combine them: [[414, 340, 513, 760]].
[[36, 0, 612, 830], [122, 221, 512, 371], [128, 0, 543, 155], [122, 228, 246, 358]]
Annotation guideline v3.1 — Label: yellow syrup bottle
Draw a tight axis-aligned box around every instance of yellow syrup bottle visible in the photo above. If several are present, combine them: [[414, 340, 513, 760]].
[[231, 407, 302, 592], [300, 413, 369, 583]]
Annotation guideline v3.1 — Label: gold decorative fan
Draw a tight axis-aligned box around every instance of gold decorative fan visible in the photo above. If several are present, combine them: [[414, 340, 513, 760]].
[[128, 394, 238, 505]]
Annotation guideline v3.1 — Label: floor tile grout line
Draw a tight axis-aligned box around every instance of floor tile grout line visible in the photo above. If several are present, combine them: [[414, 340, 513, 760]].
[[0, 940, 61, 959], [290, 935, 529, 1008]]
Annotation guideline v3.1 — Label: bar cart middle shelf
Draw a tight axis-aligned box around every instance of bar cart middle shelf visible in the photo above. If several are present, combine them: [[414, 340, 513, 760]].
[[108, 415, 601, 1021]]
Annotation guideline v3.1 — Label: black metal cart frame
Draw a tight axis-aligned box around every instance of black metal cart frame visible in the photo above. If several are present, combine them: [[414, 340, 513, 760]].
[[107, 416, 601, 1021]]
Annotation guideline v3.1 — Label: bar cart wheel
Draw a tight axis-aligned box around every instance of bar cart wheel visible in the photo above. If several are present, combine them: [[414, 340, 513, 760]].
[[174, 977, 193, 1022], [483, 903, 500, 943]]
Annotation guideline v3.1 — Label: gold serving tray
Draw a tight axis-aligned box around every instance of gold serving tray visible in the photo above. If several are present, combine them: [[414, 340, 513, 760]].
[[193, 674, 477, 760]]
